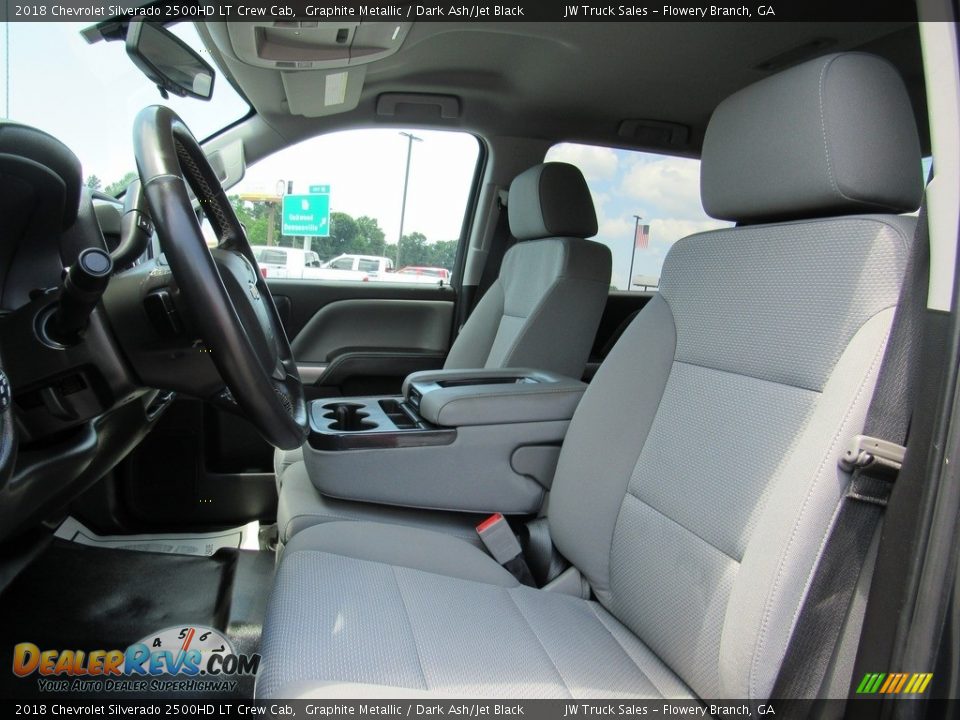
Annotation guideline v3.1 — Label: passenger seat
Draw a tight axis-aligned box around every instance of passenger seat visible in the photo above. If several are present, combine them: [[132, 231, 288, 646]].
[[274, 162, 612, 488], [256, 51, 923, 700]]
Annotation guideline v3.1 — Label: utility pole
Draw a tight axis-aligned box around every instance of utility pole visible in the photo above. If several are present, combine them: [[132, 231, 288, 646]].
[[628, 215, 642, 291], [397, 132, 423, 267]]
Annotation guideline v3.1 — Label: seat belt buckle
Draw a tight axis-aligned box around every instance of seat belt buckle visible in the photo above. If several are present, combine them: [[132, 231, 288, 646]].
[[476, 513, 523, 565], [839, 434, 905, 476]]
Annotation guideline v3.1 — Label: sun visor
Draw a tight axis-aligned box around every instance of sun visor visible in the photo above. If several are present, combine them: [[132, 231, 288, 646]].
[[281, 66, 366, 117]]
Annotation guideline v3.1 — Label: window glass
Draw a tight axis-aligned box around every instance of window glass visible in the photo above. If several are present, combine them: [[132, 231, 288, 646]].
[[545, 143, 733, 290], [230, 129, 480, 283]]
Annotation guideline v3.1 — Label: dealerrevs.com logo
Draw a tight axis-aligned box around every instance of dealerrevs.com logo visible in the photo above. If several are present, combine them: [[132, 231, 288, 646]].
[[11, 625, 259, 693]]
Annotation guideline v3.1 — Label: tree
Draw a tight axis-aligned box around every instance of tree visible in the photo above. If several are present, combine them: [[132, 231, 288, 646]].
[[229, 195, 282, 246], [426, 240, 458, 271], [310, 212, 358, 258], [355, 216, 387, 257], [85, 175, 102, 191], [398, 231, 429, 267], [104, 171, 139, 196]]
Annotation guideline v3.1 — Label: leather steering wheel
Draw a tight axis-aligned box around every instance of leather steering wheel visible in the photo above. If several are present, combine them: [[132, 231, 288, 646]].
[[132, 105, 307, 450]]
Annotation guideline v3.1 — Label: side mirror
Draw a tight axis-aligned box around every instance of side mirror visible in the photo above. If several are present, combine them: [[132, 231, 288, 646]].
[[126, 20, 215, 101]]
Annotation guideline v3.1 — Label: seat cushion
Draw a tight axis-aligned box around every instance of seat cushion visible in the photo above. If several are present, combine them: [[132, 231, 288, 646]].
[[276, 461, 487, 546], [257, 522, 694, 699]]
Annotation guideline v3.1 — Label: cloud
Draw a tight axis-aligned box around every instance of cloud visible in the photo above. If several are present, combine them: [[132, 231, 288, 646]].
[[598, 216, 635, 240], [620, 155, 712, 221], [546, 143, 619, 183]]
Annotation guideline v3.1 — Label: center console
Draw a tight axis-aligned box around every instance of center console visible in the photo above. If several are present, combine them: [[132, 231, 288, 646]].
[[302, 368, 586, 514]]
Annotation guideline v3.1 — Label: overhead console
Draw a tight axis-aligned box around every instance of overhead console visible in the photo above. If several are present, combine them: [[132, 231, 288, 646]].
[[223, 20, 412, 117], [225, 21, 411, 70], [303, 368, 586, 515]]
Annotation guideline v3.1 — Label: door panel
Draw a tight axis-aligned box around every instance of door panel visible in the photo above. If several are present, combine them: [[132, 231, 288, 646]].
[[270, 279, 456, 396], [291, 298, 452, 363]]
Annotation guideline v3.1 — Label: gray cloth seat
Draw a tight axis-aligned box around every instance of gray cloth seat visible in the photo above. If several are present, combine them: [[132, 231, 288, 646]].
[[277, 461, 486, 548], [257, 52, 923, 700], [273, 162, 611, 524], [258, 521, 695, 698]]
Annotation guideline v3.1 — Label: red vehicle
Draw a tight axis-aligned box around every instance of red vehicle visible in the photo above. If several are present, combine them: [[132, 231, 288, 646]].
[[395, 266, 452, 283]]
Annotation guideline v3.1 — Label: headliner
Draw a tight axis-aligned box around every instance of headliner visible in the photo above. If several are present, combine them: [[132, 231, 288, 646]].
[[200, 21, 927, 157]]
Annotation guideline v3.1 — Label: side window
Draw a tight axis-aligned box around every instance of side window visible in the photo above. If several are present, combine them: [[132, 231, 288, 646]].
[[544, 143, 732, 291], [230, 129, 480, 283]]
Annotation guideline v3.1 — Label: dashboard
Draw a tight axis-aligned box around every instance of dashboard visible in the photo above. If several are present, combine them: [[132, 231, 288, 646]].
[[0, 121, 172, 545]]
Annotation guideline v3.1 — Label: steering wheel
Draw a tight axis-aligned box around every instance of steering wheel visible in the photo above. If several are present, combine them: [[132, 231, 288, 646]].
[[132, 105, 307, 451]]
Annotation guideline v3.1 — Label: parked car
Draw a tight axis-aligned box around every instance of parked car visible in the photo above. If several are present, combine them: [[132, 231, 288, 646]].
[[322, 253, 394, 279], [393, 266, 452, 284], [253, 246, 368, 281]]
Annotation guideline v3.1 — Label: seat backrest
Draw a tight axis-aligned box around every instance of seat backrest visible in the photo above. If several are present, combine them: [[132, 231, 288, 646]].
[[444, 163, 612, 379], [548, 52, 923, 700]]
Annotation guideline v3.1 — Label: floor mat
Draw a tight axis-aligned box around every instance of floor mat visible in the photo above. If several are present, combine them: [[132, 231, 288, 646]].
[[0, 539, 274, 700], [54, 517, 262, 556]]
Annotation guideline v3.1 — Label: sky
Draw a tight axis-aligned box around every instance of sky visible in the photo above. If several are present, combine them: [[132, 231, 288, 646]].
[[233, 129, 480, 245], [546, 143, 731, 289]]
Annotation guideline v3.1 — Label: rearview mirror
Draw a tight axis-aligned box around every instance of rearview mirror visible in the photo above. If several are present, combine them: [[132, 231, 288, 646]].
[[125, 20, 215, 100]]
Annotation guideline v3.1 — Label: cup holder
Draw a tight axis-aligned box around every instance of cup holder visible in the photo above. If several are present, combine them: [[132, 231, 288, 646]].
[[322, 402, 378, 432]]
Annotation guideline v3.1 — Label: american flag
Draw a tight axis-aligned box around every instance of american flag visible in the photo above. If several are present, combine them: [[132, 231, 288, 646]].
[[635, 223, 650, 250]]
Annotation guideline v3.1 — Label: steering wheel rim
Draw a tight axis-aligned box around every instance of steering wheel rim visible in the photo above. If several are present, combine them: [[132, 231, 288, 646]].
[[132, 105, 307, 451]]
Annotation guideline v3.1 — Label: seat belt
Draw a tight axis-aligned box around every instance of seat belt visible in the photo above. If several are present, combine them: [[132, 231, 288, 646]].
[[475, 513, 537, 587], [521, 517, 569, 586], [472, 192, 516, 313], [771, 192, 930, 700]]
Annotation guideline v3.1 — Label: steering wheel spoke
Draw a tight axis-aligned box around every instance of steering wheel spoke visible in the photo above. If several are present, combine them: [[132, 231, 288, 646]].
[[133, 106, 307, 451]]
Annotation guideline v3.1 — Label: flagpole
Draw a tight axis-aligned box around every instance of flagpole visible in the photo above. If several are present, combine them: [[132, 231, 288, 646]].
[[628, 215, 642, 291]]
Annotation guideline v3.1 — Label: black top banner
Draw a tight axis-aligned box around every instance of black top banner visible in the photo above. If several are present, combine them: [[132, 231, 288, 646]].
[[0, 0, 938, 23]]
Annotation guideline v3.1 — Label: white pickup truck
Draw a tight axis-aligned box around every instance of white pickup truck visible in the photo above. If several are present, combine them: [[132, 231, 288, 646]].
[[252, 247, 369, 281], [322, 254, 395, 280]]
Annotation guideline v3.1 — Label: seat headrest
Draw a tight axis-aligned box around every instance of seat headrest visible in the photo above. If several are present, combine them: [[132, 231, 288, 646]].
[[0, 121, 83, 229], [508, 162, 598, 240], [701, 52, 923, 224]]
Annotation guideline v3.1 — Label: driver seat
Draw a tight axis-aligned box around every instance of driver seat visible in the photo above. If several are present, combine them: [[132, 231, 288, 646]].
[[255, 52, 922, 699]]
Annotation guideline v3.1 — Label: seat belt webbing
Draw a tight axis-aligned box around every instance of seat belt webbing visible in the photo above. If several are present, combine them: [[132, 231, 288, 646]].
[[771, 193, 930, 700]]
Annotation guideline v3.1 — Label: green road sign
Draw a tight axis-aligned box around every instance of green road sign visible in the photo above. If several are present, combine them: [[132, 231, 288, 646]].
[[309, 184, 330, 194], [282, 193, 330, 237]]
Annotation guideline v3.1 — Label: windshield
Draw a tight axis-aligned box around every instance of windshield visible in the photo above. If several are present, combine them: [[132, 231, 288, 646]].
[[0, 22, 250, 195]]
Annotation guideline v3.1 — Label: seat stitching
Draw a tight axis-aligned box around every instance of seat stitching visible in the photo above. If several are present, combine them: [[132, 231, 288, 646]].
[[817, 55, 849, 203], [504, 588, 574, 698], [747, 325, 887, 698], [604, 297, 678, 602], [391, 566, 431, 692], [585, 602, 670, 699], [672, 358, 828, 395], [622, 492, 741, 565]]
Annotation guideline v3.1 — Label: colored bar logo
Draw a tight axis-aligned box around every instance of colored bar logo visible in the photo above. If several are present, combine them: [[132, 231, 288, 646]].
[[856, 672, 933, 694]]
